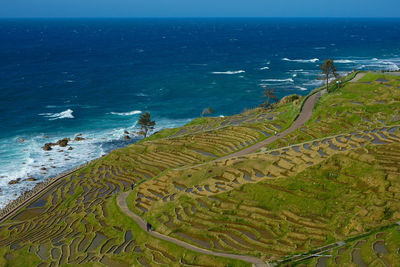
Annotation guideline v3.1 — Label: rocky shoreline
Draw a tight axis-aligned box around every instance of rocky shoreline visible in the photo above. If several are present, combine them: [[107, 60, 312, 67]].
[[0, 162, 89, 223], [0, 129, 142, 222]]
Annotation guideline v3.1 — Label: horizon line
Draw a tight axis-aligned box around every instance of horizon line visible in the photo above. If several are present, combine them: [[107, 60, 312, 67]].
[[1, 16, 400, 19]]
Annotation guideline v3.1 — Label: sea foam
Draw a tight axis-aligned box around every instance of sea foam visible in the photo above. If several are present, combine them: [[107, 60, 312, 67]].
[[282, 58, 319, 63], [110, 110, 142, 116], [39, 109, 74, 120], [261, 78, 294, 83], [211, 70, 245, 74]]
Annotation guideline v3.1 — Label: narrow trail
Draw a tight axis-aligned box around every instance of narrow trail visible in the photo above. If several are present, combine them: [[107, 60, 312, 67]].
[[350, 72, 366, 82], [116, 191, 268, 266], [218, 89, 325, 161]]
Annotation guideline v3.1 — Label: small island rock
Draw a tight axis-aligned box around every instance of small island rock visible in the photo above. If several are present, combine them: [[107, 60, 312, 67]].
[[43, 143, 54, 151], [8, 178, 21, 185], [74, 136, 85, 141], [124, 135, 131, 140], [56, 138, 69, 147], [23, 178, 38, 182]]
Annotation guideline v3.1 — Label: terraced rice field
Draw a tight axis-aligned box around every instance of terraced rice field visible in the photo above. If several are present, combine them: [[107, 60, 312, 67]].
[[0, 163, 246, 266], [130, 127, 400, 262], [290, 225, 400, 266], [265, 72, 400, 151]]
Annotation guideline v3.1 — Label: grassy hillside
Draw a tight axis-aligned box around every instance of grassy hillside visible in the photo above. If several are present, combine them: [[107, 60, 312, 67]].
[[1, 71, 400, 266]]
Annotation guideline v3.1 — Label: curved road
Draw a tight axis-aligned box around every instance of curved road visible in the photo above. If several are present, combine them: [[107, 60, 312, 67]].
[[116, 191, 268, 266], [218, 89, 325, 161]]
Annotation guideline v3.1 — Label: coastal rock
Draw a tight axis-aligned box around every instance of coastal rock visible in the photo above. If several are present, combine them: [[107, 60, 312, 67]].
[[44, 136, 49, 139], [74, 136, 85, 141], [18, 138, 24, 143], [124, 135, 131, 140], [43, 143, 54, 151], [76, 133, 82, 136], [56, 138, 69, 147], [124, 130, 129, 134], [68, 146, 73, 150], [40, 167, 47, 171], [23, 178, 38, 182], [8, 178, 21, 185]]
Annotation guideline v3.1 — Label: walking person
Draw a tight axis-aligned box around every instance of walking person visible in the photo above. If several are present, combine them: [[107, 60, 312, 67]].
[[146, 222, 152, 232]]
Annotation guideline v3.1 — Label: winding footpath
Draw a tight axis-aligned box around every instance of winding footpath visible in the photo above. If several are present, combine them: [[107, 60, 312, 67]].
[[218, 88, 325, 161], [117, 191, 269, 266]]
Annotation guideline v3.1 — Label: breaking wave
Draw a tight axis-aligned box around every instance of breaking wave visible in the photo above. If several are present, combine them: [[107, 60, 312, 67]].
[[282, 58, 319, 63], [39, 109, 74, 120], [261, 78, 294, 83], [211, 70, 245, 75], [109, 110, 142, 116]]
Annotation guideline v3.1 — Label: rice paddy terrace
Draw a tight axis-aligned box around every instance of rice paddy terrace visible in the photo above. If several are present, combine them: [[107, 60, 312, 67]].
[[0, 71, 400, 267]]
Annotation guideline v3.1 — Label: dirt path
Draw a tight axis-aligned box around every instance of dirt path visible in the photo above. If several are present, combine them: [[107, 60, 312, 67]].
[[218, 89, 325, 161], [116, 191, 268, 266], [350, 72, 366, 82]]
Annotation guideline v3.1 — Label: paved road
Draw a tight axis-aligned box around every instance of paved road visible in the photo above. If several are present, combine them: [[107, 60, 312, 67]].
[[116, 191, 268, 266], [218, 89, 325, 161]]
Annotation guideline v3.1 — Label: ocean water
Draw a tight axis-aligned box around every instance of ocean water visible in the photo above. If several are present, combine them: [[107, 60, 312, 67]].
[[0, 18, 399, 207]]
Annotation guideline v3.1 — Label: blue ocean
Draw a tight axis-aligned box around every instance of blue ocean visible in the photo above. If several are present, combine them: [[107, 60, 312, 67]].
[[1, 18, 400, 207]]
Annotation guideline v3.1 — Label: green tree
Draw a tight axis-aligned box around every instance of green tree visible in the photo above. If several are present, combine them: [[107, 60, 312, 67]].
[[201, 107, 214, 117], [138, 112, 156, 138], [319, 59, 338, 91], [261, 85, 278, 109]]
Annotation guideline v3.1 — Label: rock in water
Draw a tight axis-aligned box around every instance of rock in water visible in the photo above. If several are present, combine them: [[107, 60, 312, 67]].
[[68, 146, 73, 150], [56, 138, 69, 147], [43, 143, 54, 151], [124, 130, 129, 134], [74, 136, 85, 141], [8, 178, 21, 185], [23, 178, 38, 182], [124, 135, 131, 140]]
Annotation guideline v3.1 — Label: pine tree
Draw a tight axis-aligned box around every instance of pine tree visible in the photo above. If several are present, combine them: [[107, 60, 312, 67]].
[[138, 112, 156, 138]]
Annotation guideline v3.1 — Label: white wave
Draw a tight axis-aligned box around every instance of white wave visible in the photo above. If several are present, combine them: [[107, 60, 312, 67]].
[[334, 60, 354, 63], [110, 110, 142, 116], [259, 66, 270, 70], [211, 70, 245, 75], [282, 58, 319, 63], [39, 109, 74, 120], [261, 78, 294, 83], [219, 115, 225, 118], [292, 73, 297, 77], [296, 86, 307, 91], [313, 47, 326, 50], [136, 93, 149, 97]]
